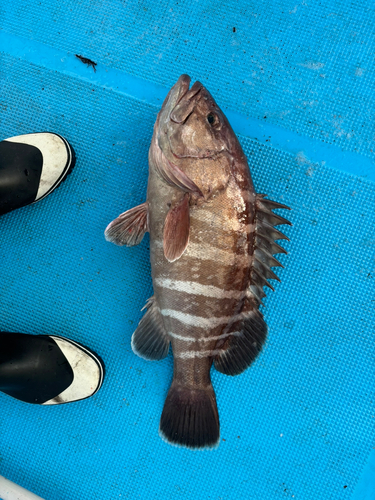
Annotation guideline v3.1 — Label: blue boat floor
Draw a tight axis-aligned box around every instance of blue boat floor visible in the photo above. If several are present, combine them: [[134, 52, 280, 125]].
[[0, 2, 374, 499]]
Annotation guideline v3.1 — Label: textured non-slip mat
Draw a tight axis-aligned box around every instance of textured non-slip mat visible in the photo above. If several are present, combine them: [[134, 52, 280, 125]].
[[0, 1, 374, 499]]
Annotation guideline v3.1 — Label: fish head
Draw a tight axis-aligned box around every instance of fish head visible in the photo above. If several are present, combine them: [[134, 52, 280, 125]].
[[157, 74, 241, 161], [151, 75, 250, 199]]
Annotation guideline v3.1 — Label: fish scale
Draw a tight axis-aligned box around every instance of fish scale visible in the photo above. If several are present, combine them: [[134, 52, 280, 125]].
[[105, 74, 291, 449]]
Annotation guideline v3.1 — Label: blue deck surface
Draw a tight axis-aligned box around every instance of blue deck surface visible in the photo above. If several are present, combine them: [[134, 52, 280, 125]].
[[0, 1, 374, 499]]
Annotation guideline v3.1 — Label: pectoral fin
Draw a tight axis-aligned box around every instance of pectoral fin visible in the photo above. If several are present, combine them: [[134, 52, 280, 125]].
[[104, 202, 148, 246], [131, 297, 170, 360], [163, 193, 190, 262]]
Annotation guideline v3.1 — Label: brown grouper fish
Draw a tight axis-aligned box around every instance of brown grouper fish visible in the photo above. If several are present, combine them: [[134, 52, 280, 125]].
[[105, 74, 291, 449]]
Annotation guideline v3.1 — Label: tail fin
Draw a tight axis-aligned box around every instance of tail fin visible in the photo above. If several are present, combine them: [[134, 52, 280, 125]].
[[159, 381, 220, 449]]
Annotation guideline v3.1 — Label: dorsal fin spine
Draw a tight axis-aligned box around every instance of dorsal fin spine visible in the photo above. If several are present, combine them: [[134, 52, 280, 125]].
[[246, 195, 291, 302]]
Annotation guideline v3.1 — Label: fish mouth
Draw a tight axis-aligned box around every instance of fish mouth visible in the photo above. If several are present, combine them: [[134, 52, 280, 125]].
[[174, 74, 192, 103], [161, 75, 228, 160], [169, 74, 192, 111], [169, 74, 202, 108], [170, 80, 203, 125], [168, 78, 220, 159]]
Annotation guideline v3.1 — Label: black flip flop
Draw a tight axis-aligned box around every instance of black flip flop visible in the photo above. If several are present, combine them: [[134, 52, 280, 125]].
[[0, 132, 76, 216], [0, 332, 105, 405]]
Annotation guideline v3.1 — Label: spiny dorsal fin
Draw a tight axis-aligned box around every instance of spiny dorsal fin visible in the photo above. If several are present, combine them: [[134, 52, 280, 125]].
[[211, 195, 291, 377], [105, 202, 148, 246], [256, 195, 291, 211], [248, 194, 291, 304]]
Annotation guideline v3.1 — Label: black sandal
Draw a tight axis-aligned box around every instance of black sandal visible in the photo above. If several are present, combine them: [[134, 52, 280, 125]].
[[0, 132, 76, 216], [0, 332, 105, 405]]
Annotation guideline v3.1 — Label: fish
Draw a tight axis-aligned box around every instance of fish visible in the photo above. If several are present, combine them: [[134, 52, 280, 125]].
[[105, 74, 291, 449]]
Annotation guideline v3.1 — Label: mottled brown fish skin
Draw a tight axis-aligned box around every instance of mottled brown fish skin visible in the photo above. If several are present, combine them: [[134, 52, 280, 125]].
[[105, 74, 291, 449], [147, 77, 259, 448]]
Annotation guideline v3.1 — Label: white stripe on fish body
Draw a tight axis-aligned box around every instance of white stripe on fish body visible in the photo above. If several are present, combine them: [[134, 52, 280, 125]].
[[168, 332, 196, 342], [226, 176, 255, 212], [190, 208, 255, 233], [151, 240, 250, 266], [160, 309, 255, 328], [169, 330, 242, 342], [183, 242, 250, 266], [175, 349, 224, 359], [154, 278, 247, 300]]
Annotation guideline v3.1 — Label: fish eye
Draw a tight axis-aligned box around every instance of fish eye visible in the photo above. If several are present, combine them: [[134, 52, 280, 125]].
[[207, 113, 216, 126]]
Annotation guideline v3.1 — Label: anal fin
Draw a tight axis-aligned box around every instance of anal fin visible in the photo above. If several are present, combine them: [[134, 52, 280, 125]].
[[131, 296, 170, 360], [105, 202, 148, 246], [214, 306, 267, 376]]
